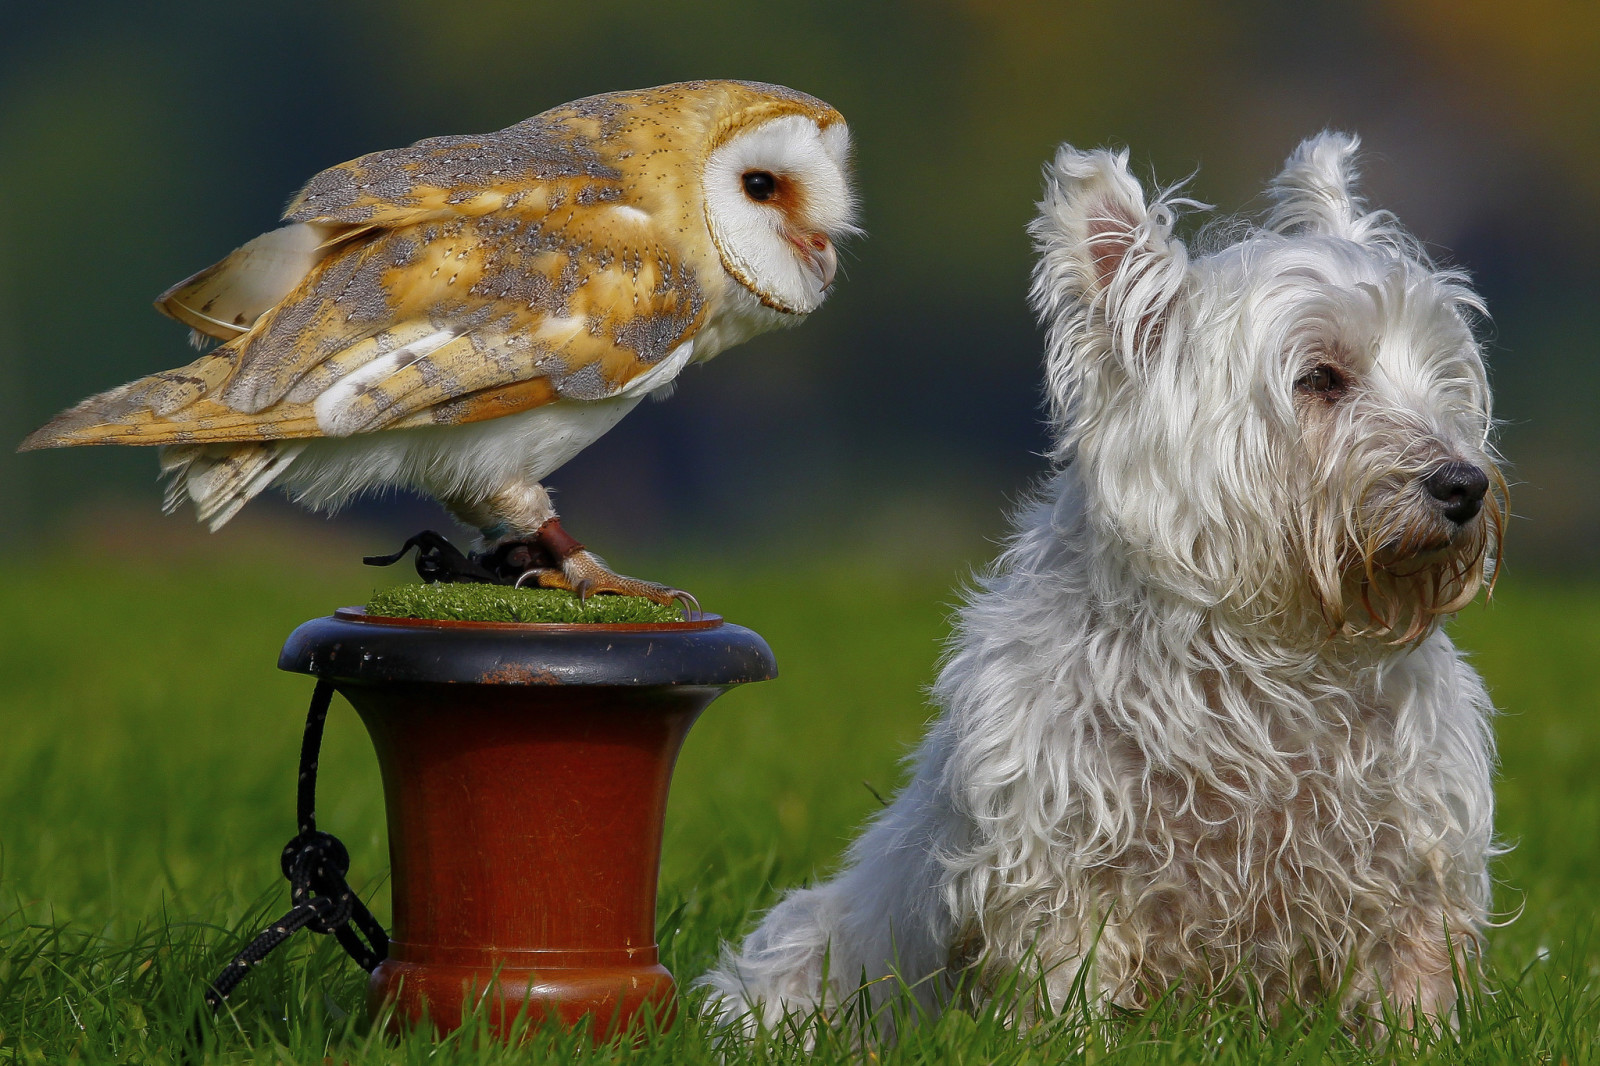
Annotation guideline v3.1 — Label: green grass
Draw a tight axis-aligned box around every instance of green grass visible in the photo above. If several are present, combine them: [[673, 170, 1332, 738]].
[[0, 532, 1596, 1063], [365, 581, 684, 624]]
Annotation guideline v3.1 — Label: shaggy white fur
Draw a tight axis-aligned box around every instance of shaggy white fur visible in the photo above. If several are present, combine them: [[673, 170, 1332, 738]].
[[700, 132, 1506, 1034]]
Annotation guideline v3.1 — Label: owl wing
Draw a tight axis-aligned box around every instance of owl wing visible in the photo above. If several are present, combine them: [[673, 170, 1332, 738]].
[[21, 126, 707, 451]]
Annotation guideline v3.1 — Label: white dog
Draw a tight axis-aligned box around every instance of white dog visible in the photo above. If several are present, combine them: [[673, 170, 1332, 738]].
[[701, 133, 1505, 1032]]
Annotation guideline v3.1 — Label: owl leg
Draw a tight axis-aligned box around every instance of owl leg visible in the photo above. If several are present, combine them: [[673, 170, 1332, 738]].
[[445, 482, 698, 613]]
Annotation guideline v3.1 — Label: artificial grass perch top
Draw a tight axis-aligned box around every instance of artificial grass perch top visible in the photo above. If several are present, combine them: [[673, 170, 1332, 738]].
[[366, 583, 686, 625]]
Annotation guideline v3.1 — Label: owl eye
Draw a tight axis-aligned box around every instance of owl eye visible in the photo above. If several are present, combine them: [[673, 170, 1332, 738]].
[[1295, 364, 1348, 398], [741, 170, 777, 202]]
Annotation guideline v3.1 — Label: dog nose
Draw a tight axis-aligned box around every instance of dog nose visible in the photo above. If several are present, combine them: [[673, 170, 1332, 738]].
[[1423, 461, 1489, 524]]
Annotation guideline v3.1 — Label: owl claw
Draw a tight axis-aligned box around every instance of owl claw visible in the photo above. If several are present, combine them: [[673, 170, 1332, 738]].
[[510, 550, 700, 619], [673, 589, 703, 620]]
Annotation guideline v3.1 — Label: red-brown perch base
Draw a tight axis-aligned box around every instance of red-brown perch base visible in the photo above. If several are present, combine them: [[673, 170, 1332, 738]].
[[279, 608, 777, 1041]]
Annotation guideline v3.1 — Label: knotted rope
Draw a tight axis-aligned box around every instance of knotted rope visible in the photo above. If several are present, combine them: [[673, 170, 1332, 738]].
[[204, 681, 389, 1010]]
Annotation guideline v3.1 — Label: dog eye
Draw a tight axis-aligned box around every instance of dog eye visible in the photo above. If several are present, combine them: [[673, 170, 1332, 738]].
[[742, 171, 777, 202], [1296, 364, 1347, 398]]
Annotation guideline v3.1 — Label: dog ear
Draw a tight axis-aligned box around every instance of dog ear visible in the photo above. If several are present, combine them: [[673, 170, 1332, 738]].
[[1265, 132, 1383, 242], [1028, 145, 1191, 433]]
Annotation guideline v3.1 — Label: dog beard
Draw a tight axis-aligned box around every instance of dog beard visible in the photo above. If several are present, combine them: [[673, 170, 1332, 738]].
[[1299, 464, 1506, 644]]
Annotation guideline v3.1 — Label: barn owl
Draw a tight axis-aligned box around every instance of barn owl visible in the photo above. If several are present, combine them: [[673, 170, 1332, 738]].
[[22, 80, 858, 605]]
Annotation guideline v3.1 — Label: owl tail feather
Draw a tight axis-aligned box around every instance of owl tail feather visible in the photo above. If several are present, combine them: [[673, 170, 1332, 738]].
[[161, 441, 306, 530]]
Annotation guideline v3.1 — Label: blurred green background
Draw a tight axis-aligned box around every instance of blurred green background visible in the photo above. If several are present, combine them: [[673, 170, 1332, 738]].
[[2, 5, 1599, 1058], [2, 0, 1596, 568]]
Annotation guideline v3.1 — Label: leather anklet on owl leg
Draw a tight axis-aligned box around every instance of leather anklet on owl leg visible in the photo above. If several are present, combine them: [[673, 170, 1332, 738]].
[[428, 481, 553, 584], [516, 517, 701, 616]]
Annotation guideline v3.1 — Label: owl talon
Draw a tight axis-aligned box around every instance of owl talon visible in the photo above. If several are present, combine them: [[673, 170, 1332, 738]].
[[540, 549, 699, 615], [513, 567, 559, 590], [482, 522, 698, 616], [673, 590, 703, 620]]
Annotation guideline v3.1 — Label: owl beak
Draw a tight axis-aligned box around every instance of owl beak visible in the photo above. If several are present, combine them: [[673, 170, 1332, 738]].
[[791, 232, 838, 292]]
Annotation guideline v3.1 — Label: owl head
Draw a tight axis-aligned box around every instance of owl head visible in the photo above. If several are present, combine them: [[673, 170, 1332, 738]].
[[697, 86, 859, 316]]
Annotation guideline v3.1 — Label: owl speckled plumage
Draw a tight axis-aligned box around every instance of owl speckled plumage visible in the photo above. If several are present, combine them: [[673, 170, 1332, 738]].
[[22, 80, 858, 603]]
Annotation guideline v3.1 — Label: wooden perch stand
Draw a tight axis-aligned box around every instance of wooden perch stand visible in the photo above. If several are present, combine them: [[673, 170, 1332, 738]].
[[279, 608, 776, 1040]]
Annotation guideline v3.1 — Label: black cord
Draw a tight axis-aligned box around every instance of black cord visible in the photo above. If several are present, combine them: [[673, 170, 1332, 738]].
[[364, 529, 564, 585], [204, 680, 389, 1011]]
